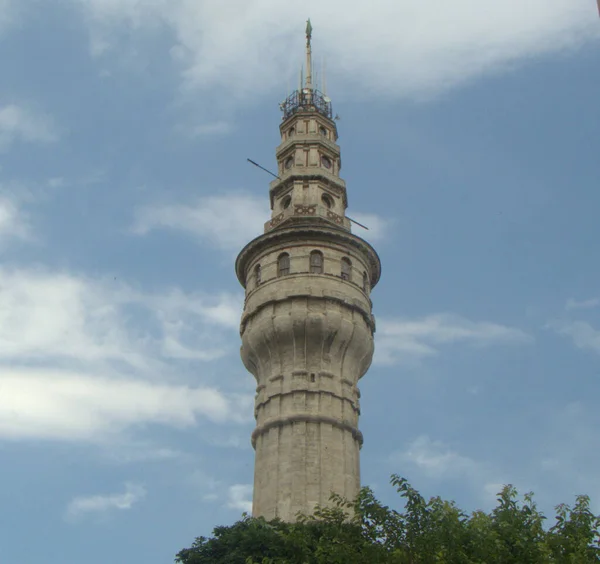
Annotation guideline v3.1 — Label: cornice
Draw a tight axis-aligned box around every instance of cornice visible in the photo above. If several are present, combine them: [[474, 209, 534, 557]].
[[269, 170, 348, 209], [235, 223, 382, 288], [251, 413, 363, 449], [275, 134, 340, 158], [279, 109, 339, 140]]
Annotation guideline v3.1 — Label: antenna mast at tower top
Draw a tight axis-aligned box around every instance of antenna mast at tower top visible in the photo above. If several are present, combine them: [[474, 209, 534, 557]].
[[305, 18, 313, 90], [280, 20, 333, 121]]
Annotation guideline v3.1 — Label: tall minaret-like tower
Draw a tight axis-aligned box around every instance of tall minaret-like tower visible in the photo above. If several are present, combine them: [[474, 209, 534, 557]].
[[235, 20, 381, 521]]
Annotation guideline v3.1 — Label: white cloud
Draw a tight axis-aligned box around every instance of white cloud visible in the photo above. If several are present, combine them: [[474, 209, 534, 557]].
[[395, 435, 479, 480], [376, 313, 532, 365], [66, 483, 146, 520], [392, 436, 511, 508], [549, 320, 600, 355], [132, 193, 266, 251], [0, 267, 240, 365], [0, 104, 58, 150], [188, 472, 255, 513], [227, 484, 252, 514], [0, 0, 14, 34], [348, 212, 389, 243], [483, 482, 506, 503], [0, 266, 251, 442], [0, 195, 30, 244], [190, 121, 232, 137], [0, 370, 248, 441], [47, 177, 66, 188], [133, 193, 391, 252], [534, 402, 600, 513], [74, 0, 597, 102], [565, 297, 600, 311], [102, 442, 184, 464], [172, 120, 233, 139]]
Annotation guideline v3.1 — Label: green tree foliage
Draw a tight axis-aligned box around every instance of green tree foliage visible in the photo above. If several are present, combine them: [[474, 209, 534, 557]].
[[175, 474, 600, 563]]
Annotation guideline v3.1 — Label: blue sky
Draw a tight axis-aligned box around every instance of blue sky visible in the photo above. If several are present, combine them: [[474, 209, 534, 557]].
[[1, 1, 599, 562]]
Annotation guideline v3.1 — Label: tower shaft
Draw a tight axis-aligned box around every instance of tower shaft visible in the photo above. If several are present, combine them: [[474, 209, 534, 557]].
[[236, 21, 380, 522]]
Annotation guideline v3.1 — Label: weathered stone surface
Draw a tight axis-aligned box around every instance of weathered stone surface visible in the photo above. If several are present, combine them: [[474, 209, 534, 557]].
[[235, 30, 380, 521]]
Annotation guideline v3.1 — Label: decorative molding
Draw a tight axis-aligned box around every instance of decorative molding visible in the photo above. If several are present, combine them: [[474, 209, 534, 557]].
[[236, 224, 381, 289], [240, 293, 376, 336], [270, 212, 285, 228], [326, 210, 344, 225], [254, 389, 359, 416], [251, 413, 363, 449], [294, 204, 316, 215]]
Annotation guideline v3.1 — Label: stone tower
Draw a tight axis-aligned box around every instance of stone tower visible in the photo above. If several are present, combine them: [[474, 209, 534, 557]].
[[235, 20, 381, 522]]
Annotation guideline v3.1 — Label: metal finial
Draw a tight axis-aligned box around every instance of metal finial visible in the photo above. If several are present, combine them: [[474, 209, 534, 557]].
[[305, 19, 313, 89]]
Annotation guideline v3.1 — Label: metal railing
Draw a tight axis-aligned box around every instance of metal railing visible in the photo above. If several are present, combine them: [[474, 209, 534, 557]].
[[280, 89, 332, 120]]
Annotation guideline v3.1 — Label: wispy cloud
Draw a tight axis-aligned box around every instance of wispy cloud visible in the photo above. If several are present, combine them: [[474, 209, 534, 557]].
[[0, 370, 251, 441], [66, 483, 146, 520], [133, 193, 391, 252], [548, 320, 600, 355], [348, 212, 390, 243], [227, 484, 252, 514], [391, 436, 508, 507], [0, 194, 30, 244], [376, 313, 532, 365], [172, 120, 233, 139], [190, 121, 232, 137], [565, 297, 600, 311], [75, 0, 597, 102], [536, 402, 600, 512], [132, 193, 266, 251], [393, 436, 480, 480], [0, 0, 15, 34], [0, 266, 250, 442], [0, 267, 241, 365], [0, 104, 58, 150]]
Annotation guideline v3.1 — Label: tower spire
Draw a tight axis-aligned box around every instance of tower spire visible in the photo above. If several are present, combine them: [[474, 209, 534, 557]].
[[305, 18, 313, 89]]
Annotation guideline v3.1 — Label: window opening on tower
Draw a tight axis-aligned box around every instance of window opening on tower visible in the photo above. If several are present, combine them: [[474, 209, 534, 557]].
[[255, 264, 262, 286], [309, 251, 323, 274], [363, 271, 369, 292], [341, 257, 352, 281], [278, 253, 290, 277]]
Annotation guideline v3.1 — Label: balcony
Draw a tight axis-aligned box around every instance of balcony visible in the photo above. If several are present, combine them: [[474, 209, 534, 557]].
[[264, 204, 351, 233]]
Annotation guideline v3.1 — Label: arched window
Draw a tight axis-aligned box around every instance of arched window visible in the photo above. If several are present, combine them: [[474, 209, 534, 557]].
[[341, 257, 352, 281], [278, 253, 290, 277], [254, 264, 262, 286], [310, 251, 323, 274], [363, 271, 369, 292]]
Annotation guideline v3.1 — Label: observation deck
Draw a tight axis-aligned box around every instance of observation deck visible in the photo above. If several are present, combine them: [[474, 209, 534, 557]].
[[280, 88, 333, 121]]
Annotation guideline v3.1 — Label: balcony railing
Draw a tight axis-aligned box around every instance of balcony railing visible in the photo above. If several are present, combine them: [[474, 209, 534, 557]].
[[280, 89, 332, 120]]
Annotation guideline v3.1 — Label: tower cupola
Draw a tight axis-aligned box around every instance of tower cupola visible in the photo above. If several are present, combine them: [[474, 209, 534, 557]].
[[266, 19, 349, 234]]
